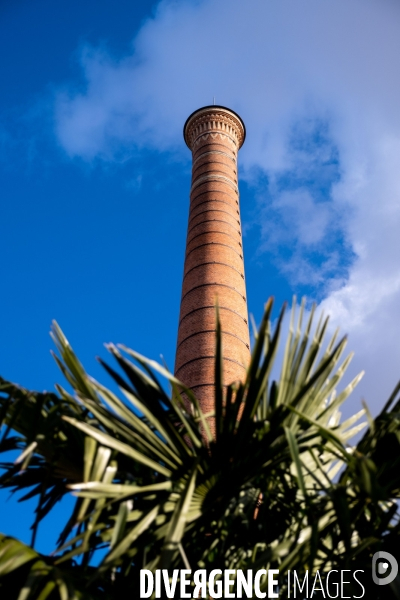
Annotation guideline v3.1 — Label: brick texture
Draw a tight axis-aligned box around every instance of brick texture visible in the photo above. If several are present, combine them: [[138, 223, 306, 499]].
[[174, 106, 251, 430]]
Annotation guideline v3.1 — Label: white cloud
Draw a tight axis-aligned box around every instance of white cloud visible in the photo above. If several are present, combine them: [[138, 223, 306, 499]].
[[52, 0, 400, 414], [269, 189, 332, 247]]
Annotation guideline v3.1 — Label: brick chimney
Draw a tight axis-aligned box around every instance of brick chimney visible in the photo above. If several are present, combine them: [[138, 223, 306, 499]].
[[174, 105, 251, 425]]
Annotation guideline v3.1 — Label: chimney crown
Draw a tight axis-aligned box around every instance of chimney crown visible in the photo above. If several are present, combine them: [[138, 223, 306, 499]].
[[183, 105, 246, 151]]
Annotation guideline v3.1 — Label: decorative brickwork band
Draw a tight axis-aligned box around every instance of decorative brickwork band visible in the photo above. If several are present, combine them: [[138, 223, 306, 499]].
[[174, 106, 251, 431]]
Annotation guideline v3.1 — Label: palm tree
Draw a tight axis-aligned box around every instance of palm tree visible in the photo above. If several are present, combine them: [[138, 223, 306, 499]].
[[0, 298, 399, 599]]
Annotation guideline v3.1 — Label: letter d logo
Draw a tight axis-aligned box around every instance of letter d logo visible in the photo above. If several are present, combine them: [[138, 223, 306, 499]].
[[372, 551, 398, 586]]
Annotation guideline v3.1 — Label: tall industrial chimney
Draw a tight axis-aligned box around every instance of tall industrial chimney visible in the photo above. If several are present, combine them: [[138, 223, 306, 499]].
[[174, 105, 251, 424]]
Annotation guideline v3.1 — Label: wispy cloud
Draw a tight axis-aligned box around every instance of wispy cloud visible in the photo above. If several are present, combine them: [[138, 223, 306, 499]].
[[51, 0, 400, 413], [251, 116, 350, 287]]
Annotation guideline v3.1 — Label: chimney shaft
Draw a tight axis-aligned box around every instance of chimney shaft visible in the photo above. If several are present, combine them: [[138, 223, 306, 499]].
[[175, 105, 250, 422]]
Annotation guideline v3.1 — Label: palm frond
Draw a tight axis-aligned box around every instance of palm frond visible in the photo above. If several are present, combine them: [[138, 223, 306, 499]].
[[1, 298, 400, 598]]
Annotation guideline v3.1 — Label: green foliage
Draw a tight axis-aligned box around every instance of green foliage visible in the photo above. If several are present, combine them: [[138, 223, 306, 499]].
[[0, 298, 399, 598]]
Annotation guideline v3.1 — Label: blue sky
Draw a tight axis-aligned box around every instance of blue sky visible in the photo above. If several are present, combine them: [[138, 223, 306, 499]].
[[1, 0, 400, 554]]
